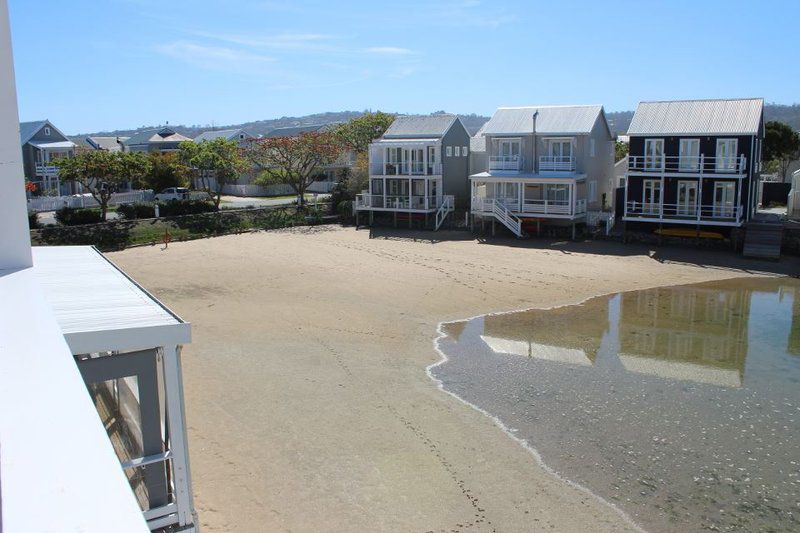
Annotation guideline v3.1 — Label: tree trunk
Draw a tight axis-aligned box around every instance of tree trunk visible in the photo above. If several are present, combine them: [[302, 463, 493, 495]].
[[100, 202, 108, 222]]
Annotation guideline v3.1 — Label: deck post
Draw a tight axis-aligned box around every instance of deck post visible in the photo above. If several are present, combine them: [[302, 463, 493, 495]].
[[492, 218, 496, 236], [571, 222, 576, 240], [369, 210, 374, 225], [393, 211, 397, 228]]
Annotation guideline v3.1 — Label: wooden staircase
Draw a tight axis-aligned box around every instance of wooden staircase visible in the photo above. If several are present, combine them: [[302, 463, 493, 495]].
[[743, 216, 783, 259]]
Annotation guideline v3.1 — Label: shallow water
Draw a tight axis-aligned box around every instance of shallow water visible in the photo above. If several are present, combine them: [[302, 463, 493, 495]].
[[432, 278, 800, 532]]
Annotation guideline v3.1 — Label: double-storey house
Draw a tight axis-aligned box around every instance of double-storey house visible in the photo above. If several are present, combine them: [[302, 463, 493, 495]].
[[355, 114, 470, 229], [470, 105, 615, 237], [19, 120, 77, 195], [121, 126, 192, 153], [623, 98, 764, 231]]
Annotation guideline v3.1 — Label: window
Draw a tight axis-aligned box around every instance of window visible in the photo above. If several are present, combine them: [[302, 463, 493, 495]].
[[643, 179, 661, 214], [644, 139, 664, 170], [462, 146, 468, 157], [590, 138, 596, 157], [446, 146, 452, 157], [497, 139, 521, 159], [679, 139, 700, 171], [454, 146, 460, 157], [716, 139, 738, 172], [44, 127, 51, 136], [588, 181, 597, 202], [713, 181, 736, 218]]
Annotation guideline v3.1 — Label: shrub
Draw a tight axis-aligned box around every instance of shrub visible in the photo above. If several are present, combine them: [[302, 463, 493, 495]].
[[28, 211, 40, 229], [158, 199, 217, 217], [117, 202, 156, 220], [55, 207, 103, 226]]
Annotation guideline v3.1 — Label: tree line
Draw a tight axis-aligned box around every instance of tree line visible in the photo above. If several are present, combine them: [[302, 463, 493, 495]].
[[51, 112, 395, 221]]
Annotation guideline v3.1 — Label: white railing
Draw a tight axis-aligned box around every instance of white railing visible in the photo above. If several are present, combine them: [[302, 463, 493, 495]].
[[521, 199, 571, 215], [370, 161, 442, 175], [628, 154, 747, 174], [34, 163, 59, 177], [539, 156, 576, 172], [354, 193, 446, 211], [435, 195, 454, 230], [491, 199, 523, 237], [473, 195, 586, 217], [27, 190, 155, 212], [624, 201, 743, 222], [489, 156, 523, 171]]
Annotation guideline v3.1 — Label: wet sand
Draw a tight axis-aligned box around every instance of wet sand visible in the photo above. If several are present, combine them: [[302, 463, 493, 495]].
[[109, 226, 797, 532]]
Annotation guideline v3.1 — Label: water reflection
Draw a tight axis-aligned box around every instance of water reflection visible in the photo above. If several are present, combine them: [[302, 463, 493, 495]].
[[434, 278, 800, 532]]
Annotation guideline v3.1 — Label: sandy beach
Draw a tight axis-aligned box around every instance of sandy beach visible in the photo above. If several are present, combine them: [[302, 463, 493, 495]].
[[109, 226, 796, 532]]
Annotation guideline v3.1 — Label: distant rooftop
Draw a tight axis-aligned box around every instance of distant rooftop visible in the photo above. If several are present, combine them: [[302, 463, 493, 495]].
[[194, 128, 254, 142], [627, 98, 764, 136], [382, 114, 458, 139], [262, 124, 329, 138]]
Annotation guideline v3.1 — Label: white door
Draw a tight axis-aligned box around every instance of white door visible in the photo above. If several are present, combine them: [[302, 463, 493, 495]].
[[643, 179, 661, 214], [716, 139, 738, 172], [645, 139, 664, 170], [427, 146, 436, 174], [713, 182, 735, 218], [499, 140, 520, 163], [677, 180, 698, 216], [550, 140, 572, 162], [679, 139, 700, 171]]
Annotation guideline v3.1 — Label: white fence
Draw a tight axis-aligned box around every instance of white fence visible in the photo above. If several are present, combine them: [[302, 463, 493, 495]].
[[27, 190, 155, 212]]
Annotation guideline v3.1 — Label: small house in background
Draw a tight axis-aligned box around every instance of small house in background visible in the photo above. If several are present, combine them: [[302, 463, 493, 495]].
[[19, 119, 77, 195], [191, 128, 257, 193], [355, 114, 470, 229], [193, 128, 254, 146], [122, 126, 192, 153], [263, 123, 355, 182], [83, 135, 128, 152], [469, 105, 615, 238], [623, 98, 764, 232]]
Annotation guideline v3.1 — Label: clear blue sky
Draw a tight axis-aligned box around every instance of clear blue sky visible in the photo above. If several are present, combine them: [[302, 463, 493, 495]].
[[9, 0, 800, 134]]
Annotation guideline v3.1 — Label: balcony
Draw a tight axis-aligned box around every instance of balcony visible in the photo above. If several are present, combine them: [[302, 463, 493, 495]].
[[628, 155, 747, 174], [539, 156, 576, 172], [471, 196, 587, 217], [369, 161, 442, 176], [489, 155, 523, 171], [624, 201, 743, 224], [355, 193, 453, 211]]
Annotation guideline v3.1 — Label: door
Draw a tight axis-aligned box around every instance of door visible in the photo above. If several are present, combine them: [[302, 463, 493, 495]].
[[498, 139, 521, 168], [677, 180, 698, 216], [409, 148, 423, 174], [643, 179, 661, 214], [716, 139, 738, 172], [644, 139, 664, 171], [679, 139, 700, 171], [427, 146, 436, 174], [713, 182, 736, 218], [549, 139, 572, 166]]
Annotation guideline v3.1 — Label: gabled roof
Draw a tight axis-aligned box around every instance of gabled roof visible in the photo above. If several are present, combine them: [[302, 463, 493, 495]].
[[194, 128, 254, 142], [123, 127, 192, 146], [627, 98, 764, 136], [382, 114, 459, 139], [19, 119, 71, 145], [262, 124, 329, 138], [470, 121, 488, 152], [481, 105, 605, 136], [85, 136, 128, 151]]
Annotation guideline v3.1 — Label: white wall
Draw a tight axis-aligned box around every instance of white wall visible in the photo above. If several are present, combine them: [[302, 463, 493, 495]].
[[0, 0, 31, 270]]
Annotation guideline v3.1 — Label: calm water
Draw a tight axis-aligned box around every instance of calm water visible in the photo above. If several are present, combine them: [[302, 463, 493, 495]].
[[432, 278, 800, 532]]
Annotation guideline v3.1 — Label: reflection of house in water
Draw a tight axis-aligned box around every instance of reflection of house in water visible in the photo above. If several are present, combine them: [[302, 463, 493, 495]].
[[786, 286, 800, 356], [480, 301, 610, 366], [618, 287, 749, 387]]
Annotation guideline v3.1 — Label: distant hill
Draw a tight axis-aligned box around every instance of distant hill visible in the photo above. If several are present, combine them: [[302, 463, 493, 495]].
[[72, 103, 799, 143], [73, 110, 491, 141], [607, 103, 800, 137]]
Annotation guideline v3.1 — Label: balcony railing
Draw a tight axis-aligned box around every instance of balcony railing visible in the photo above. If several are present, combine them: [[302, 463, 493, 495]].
[[539, 156, 576, 172], [355, 193, 452, 211], [624, 201, 743, 222], [370, 161, 442, 175], [489, 155, 523, 171], [471, 196, 587, 217], [627, 155, 747, 174], [35, 163, 59, 177]]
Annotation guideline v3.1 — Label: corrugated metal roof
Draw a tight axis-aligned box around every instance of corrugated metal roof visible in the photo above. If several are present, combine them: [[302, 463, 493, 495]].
[[124, 127, 188, 147], [85, 136, 127, 151], [627, 98, 763, 136], [481, 105, 603, 136], [382, 114, 457, 138], [470, 122, 488, 152], [263, 124, 329, 138], [19, 119, 71, 146], [194, 128, 253, 142]]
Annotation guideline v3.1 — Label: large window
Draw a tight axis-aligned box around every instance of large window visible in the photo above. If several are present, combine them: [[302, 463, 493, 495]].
[[716, 139, 738, 172], [677, 180, 698, 216], [643, 179, 661, 214], [713, 181, 736, 217], [679, 139, 700, 171], [644, 139, 664, 171], [497, 139, 521, 160], [547, 139, 572, 160], [547, 184, 569, 204]]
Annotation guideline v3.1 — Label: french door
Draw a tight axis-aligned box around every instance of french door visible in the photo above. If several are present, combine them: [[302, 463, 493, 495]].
[[644, 139, 664, 171], [677, 180, 698, 216], [716, 139, 738, 172], [643, 179, 661, 214], [713, 182, 736, 218], [549, 139, 572, 161], [408, 148, 423, 175], [427, 146, 436, 174], [498, 140, 521, 161], [679, 139, 700, 171]]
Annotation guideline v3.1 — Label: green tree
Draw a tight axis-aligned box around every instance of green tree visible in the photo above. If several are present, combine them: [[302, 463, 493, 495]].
[[247, 131, 343, 208], [333, 111, 395, 153], [615, 140, 629, 162], [764, 121, 800, 180], [144, 152, 190, 192], [179, 138, 248, 209], [52, 151, 151, 221]]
